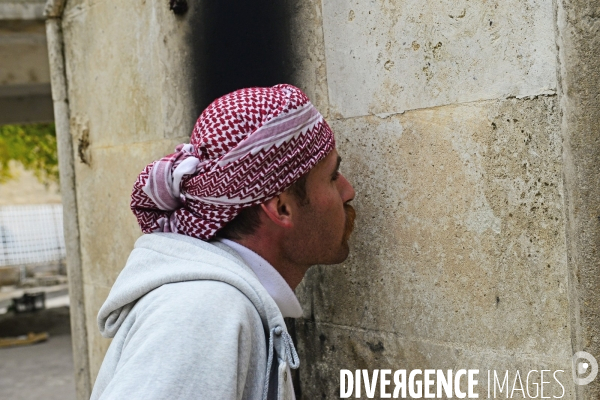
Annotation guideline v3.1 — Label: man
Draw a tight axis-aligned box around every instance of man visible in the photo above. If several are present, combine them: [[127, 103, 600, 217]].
[[90, 84, 355, 400]]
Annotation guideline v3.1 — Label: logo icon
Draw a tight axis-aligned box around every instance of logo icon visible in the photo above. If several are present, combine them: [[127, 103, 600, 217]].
[[572, 351, 598, 385]]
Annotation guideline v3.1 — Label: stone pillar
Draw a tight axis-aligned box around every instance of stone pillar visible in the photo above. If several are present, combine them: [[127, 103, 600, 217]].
[[557, 0, 600, 398], [58, 0, 200, 390]]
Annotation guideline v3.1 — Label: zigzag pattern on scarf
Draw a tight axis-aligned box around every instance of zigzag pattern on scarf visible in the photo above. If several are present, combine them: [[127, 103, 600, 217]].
[[130, 122, 334, 240], [130, 84, 335, 241], [185, 122, 332, 201]]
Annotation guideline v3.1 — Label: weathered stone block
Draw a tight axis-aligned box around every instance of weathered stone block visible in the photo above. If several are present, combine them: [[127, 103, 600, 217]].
[[83, 282, 111, 385], [556, 0, 600, 396], [62, 0, 197, 147], [287, 0, 330, 117], [297, 96, 568, 360], [322, 0, 557, 118], [296, 321, 575, 399], [75, 138, 188, 288]]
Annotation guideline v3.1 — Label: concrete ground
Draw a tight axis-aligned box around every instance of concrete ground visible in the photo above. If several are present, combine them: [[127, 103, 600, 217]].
[[0, 306, 76, 400]]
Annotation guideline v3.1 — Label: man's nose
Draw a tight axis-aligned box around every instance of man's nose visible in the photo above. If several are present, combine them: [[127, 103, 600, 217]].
[[337, 174, 355, 203]]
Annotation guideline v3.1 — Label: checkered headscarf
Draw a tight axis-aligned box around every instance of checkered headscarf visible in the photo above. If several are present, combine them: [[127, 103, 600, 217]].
[[130, 84, 335, 240]]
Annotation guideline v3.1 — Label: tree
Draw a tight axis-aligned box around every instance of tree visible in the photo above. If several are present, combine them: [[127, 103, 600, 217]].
[[0, 123, 59, 186]]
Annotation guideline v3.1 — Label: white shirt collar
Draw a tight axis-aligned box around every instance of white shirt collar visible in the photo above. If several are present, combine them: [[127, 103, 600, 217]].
[[216, 238, 303, 318]]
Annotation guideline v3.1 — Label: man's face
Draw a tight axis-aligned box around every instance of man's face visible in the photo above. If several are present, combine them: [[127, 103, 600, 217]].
[[284, 149, 356, 266]]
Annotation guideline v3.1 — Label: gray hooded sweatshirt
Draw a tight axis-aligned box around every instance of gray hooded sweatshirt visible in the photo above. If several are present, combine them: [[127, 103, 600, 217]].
[[91, 233, 299, 400]]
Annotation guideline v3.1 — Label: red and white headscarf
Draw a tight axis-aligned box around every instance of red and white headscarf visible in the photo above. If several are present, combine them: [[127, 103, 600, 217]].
[[130, 84, 335, 240]]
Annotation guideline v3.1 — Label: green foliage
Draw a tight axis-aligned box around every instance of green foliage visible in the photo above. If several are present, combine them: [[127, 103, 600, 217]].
[[0, 123, 59, 185]]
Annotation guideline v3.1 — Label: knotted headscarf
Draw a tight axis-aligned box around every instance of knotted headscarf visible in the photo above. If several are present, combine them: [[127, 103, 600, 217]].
[[130, 84, 335, 240]]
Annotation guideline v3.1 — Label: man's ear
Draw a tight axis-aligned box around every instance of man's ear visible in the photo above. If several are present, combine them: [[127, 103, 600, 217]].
[[260, 193, 294, 228]]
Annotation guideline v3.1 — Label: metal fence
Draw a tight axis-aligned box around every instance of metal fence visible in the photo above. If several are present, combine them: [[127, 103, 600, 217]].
[[0, 204, 66, 267]]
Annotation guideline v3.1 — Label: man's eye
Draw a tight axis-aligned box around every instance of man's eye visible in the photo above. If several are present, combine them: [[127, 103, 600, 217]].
[[332, 171, 340, 181]]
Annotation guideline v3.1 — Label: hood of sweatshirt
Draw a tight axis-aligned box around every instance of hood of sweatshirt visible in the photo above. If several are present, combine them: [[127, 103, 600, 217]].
[[97, 232, 287, 339], [96, 232, 300, 400]]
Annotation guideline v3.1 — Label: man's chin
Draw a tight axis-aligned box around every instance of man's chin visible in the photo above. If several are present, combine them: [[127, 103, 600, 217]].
[[332, 241, 351, 264], [339, 245, 351, 263]]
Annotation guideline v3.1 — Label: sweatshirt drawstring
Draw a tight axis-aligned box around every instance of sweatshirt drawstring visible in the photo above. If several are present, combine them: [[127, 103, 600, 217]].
[[262, 326, 300, 400]]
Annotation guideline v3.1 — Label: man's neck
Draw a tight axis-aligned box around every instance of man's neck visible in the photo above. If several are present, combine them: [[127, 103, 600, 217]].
[[232, 236, 309, 290]]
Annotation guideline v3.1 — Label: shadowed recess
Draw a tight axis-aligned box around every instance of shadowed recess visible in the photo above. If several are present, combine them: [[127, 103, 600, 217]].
[[190, 0, 294, 112]]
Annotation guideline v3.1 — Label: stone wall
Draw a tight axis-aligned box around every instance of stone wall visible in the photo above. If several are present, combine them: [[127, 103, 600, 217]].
[[58, 0, 600, 398], [556, 0, 600, 398], [295, 97, 573, 398], [59, 0, 200, 385], [291, 0, 598, 398]]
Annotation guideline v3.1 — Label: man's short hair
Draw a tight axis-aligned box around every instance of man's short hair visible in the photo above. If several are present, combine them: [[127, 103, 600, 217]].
[[217, 173, 309, 240]]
